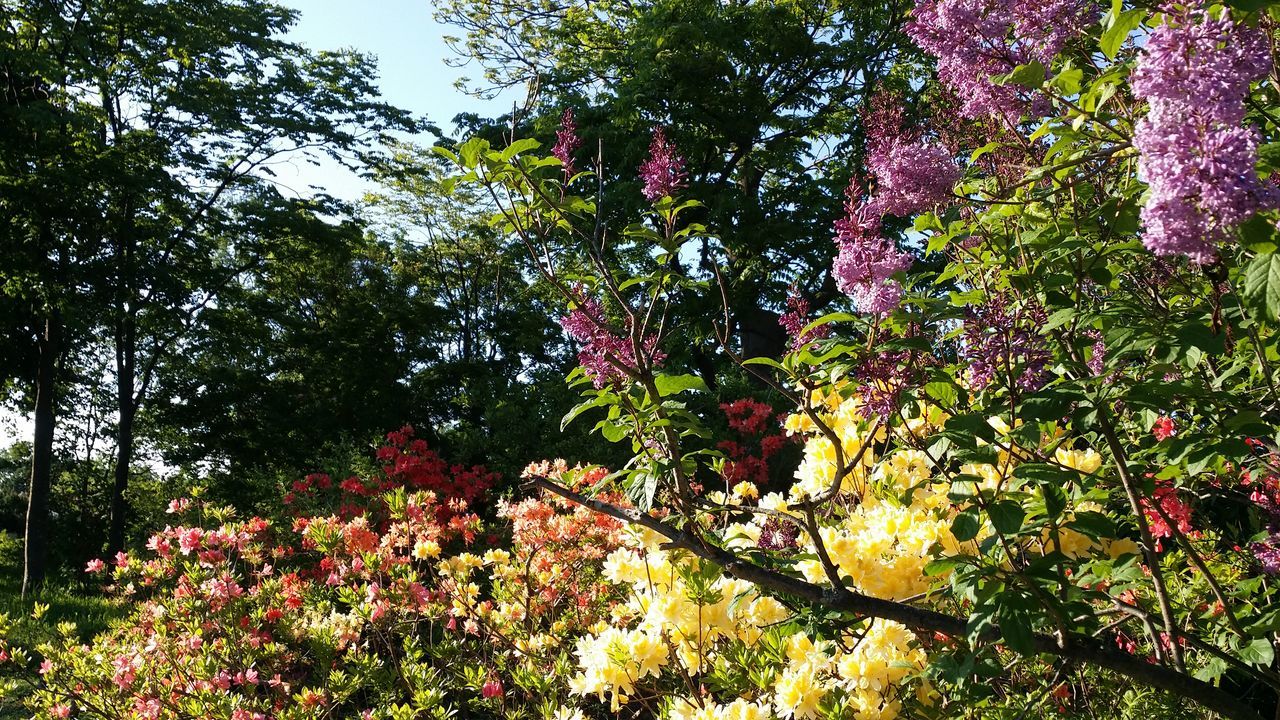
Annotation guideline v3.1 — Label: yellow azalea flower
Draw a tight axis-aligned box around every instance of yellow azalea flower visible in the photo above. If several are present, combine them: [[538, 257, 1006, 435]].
[[774, 664, 826, 719], [1055, 446, 1102, 474], [412, 539, 441, 559]]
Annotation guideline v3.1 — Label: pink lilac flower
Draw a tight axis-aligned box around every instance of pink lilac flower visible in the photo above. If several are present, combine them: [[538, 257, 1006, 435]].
[[830, 178, 913, 315], [863, 92, 960, 216], [778, 292, 831, 351], [560, 295, 664, 387], [1131, 3, 1275, 262], [906, 0, 1091, 121], [638, 128, 687, 202], [962, 298, 1051, 392], [552, 108, 583, 178]]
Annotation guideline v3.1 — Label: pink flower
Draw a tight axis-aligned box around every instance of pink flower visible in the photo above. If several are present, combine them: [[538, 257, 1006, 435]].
[[51, 705, 71, 719], [177, 528, 203, 555], [638, 127, 687, 201], [481, 679, 504, 698], [85, 558, 106, 574], [1153, 416, 1176, 441], [552, 107, 583, 178]]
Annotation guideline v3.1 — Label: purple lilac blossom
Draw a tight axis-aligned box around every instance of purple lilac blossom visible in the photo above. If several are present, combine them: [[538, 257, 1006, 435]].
[[962, 298, 1051, 392], [778, 293, 831, 351], [863, 91, 960, 215], [758, 517, 800, 551], [906, 0, 1091, 121], [831, 178, 914, 315], [638, 128, 688, 202], [560, 296, 664, 387], [1086, 330, 1105, 376], [858, 351, 913, 419], [552, 108, 583, 178], [1131, 3, 1275, 263]]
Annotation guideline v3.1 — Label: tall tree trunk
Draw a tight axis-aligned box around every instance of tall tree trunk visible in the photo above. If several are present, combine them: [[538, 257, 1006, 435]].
[[23, 309, 61, 597], [108, 311, 135, 555]]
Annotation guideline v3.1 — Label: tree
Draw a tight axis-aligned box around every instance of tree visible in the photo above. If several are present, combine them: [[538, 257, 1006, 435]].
[[435, 0, 910, 363], [0, 0, 412, 588]]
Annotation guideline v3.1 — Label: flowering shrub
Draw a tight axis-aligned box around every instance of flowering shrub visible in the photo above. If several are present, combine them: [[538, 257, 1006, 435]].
[[430, 3, 1280, 715]]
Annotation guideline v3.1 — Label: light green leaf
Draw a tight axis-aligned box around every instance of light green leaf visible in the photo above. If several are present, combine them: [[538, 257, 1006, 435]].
[[654, 373, 709, 397], [1242, 251, 1280, 323]]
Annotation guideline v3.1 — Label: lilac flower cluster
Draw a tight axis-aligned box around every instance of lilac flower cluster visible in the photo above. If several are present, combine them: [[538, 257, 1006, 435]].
[[1244, 463, 1280, 575], [962, 298, 1051, 392], [778, 293, 831, 351], [552, 108, 583, 178], [1085, 330, 1106, 376], [831, 179, 914, 315], [906, 0, 1090, 121], [857, 351, 913, 419], [863, 92, 960, 216], [560, 296, 663, 388], [1131, 4, 1274, 263], [758, 516, 800, 551], [638, 128, 688, 202]]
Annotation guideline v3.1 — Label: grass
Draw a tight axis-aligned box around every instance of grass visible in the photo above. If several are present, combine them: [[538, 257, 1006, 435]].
[[0, 532, 127, 719]]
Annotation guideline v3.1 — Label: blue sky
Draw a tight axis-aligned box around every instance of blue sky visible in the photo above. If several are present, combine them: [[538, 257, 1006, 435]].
[[276, 0, 509, 199]]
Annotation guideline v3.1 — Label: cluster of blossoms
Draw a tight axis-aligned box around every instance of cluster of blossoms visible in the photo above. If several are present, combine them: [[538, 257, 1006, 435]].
[[831, 93, 962, 317], [560, 294, 664, 387], [1131, 3, 1275, 262], [639, 127, 688, 202], [778, 292, 831, 351], [553, 107, 583, 178], [905, 0, 1091, 120], [1241, 448, 1280, 574], [961, 298, 1051, 393], [716, 399, 791, 487], [1140, 483, 1199, 553], [862, 90, 960, 217], [831, 178, 914, 315]]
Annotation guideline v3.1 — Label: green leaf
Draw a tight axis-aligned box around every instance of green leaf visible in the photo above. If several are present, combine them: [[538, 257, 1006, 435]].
[[500, 137, 541, 160], [924, 381, 959, 408], [951, 509, 982, 542], [988, 501, 1026, 535], [1239, 638, 1275, 666], [1001, 61, 1046, 89], [800, 312, 856, 338], [1242, 251, 1280, 322], [654, 373, 709, 396], [561, 395, 606, 431], [998, 604, 1036, 655], [742, 356, 788, 371], [969, 142, 1002, 164], [1040, 482, 1068, 519], [1052, 67, 1084, 96], [1101, 9, 1145, 59], [1239, 215, 1279, 253]]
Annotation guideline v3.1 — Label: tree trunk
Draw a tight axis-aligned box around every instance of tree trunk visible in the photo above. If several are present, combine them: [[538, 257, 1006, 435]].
[[107, 393, 133, 554], [107, 313, 135, 555], [23, 309, 61, 597]]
